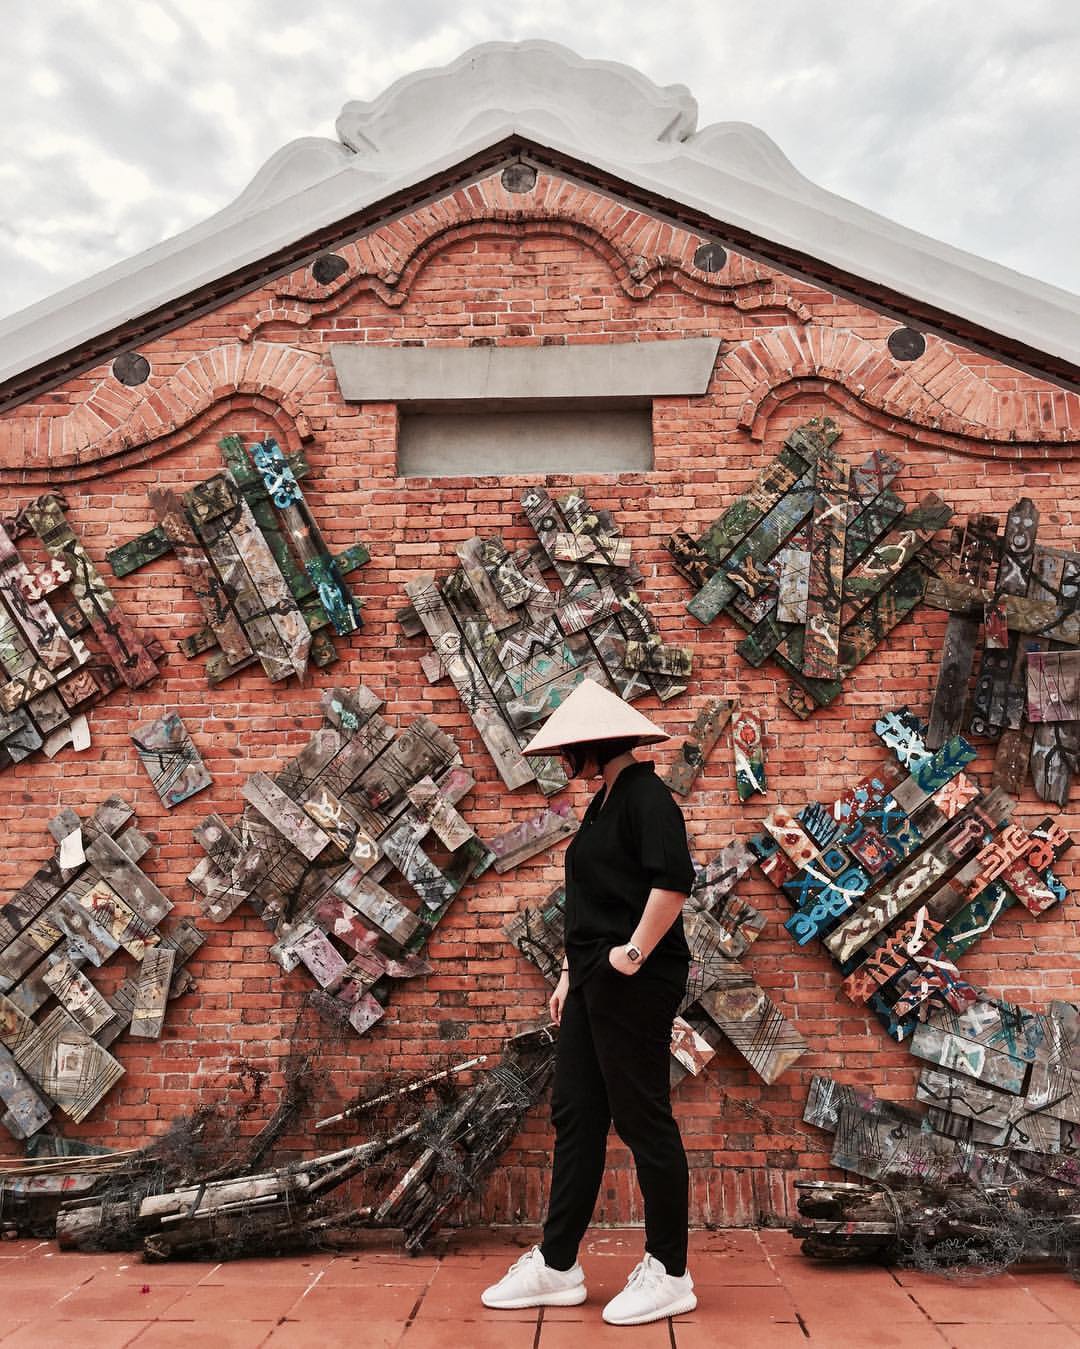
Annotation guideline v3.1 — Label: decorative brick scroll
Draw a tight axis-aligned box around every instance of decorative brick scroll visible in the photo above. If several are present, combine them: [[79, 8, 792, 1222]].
[[131, 712, 212, 808], [923, 496, 1080, 803], [749, 707, 1072, 1054], [0, 798, 202, 1139], [506, 838, 806, 1086], [666, 418, 952, 717], [802, 991, 1080, 1196], [107, 435, 368, 686], [0, 496, 164, 772], [189, 683, 495, 1036], [402, 487, 692, 796]]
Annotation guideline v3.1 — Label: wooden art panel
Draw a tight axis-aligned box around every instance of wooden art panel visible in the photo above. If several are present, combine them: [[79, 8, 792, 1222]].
[[131, 712, 212, 808], [0, 799, 196, 1138], [667, 418, 940, 714], [107, 435, 368, 685], [661, 698, 733, 797], [0, 498, 164, 772], [189, 683, 496, 1036], [404, 485, 692, 794]]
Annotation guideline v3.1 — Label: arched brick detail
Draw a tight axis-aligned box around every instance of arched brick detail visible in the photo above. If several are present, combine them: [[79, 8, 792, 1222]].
[[240, 168, 813, 339], [725, 327, 1080, 454], [0, 343, 325, 480]]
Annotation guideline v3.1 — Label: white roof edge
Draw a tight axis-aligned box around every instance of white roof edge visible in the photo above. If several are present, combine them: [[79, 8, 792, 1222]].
[[0, 38, 1077, 390]]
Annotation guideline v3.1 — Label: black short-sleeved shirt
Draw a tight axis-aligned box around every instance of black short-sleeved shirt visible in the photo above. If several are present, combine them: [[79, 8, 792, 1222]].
[[564, 760, 695, 991]]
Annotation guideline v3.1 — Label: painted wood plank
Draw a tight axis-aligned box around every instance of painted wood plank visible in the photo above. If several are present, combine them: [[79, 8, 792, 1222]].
[[0, 1043, 52, 1138], [302, 785, 381, 869], [839, 494, 952, 622], [250, 438, 361, 636], [489, 802, 579, 874], [23, 495, 159, 688], [405, 777, 474, 851], [1027, 650, 1080, 721], [241, 772, 332, 861], [187, 477, 298, 682], [801, 444, 851, 678], [73, 878, 159, 960], [504, 659, 605, 729], [148, 487, 253, 665], [329, 869, 419, 948], [42, 958, 115, 1036], [775, 547, 811, 624], [731, 707, 766, 801], [661, 698, 733, 797], [0, 520, 74, 671], [696, 970, 807, 1084], [622, 639, 693, 678], [12, 1005, 124, 1123], [84, 833, 174, 927], [456, 537, 518, 631], [406, 572, 534, 791], [131, 712, 212, 808], [824, 788, 1013, 963]]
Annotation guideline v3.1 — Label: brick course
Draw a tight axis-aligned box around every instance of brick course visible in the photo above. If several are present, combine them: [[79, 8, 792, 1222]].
[[0, 163, 1077, 1228]]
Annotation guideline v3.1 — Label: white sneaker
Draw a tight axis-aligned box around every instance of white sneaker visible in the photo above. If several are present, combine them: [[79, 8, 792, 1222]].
[[602, 1253, 696, 1325], [481, 1245, 587, 1309]]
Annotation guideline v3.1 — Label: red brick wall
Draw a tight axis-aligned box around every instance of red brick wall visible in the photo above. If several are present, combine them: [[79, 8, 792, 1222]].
[[1, 165, 1078, 1227]]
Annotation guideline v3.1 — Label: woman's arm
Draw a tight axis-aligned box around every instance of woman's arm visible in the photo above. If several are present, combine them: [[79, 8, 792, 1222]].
[[609, 886, 687, 975]]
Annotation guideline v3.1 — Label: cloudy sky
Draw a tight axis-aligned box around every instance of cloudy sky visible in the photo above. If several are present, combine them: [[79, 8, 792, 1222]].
[[1, 0, 1077, 321]]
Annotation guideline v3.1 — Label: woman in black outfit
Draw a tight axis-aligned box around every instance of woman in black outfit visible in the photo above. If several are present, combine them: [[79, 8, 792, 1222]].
[[482, 679, 697, 1327]]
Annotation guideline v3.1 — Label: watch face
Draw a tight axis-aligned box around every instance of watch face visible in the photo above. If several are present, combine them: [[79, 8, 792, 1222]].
[[627, 945, 642, 962]]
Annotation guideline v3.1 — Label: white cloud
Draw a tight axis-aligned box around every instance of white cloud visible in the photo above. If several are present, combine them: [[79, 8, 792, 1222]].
[[0, 0, 1077, 326]]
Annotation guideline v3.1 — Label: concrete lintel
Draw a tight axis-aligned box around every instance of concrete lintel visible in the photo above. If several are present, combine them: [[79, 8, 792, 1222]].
[[330, 337, 721, 404]]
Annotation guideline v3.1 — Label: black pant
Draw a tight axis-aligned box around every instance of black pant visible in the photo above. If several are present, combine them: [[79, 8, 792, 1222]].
[[540, 961, 689, 1277]]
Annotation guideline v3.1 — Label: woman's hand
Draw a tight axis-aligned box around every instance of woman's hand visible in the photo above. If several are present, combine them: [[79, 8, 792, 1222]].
[[607, 945, 641, 976], [549, 969, 570, 1024]]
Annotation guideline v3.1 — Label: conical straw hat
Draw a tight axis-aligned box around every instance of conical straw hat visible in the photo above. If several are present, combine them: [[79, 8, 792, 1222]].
[[521, 677, 669, 756]]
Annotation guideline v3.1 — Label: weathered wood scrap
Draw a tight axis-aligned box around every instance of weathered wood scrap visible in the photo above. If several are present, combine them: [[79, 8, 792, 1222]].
[[12, 1005, 124, 1123], [801, 444, 851, 678], [840, 494, 952, 623], [405, 777, 474, 851], [127, 947, 177, 1040], [131, 712, 212, 808], [696, 970, 807, 1085], [83, 834, 173, 928], [731, 707, 766, 801], [407, 573, 535, 791], [250, 438, 361, 636], [241, 772, 332, 861], [23, 495, 159, 688], [0, 521, 73, 673], [776, 547, 811, 624], [661, 698, 733, 797], [148, 488, 253, 666], [489, 803, 579, 874]]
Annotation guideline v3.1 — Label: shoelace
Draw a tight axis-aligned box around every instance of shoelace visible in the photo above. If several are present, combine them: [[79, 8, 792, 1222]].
[[624, 1258, 665, 1291], [507, 1247, 544, 1277]]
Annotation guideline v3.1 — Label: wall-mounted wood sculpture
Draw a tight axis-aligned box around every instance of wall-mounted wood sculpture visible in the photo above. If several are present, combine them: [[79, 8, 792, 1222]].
[[666, 418, 952, 718], [0, 798, 202, 1140], [402, 487, 692, 795], [922, 498, 1080, 803], [107, 435, 368, 686], [749, 707, 1072, 1058], [131, 712, 212, 808], [506, 838, 807, 1086], [189, 683, 496, 1036], [0, 496, 164, 771]]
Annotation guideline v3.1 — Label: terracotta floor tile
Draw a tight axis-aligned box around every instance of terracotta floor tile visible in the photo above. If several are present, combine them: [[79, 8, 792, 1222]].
[[1, 1322, 151, 1349], [290, 1282, 423, 1320], [0, 1288, 75, 1319], [163, 1282, 304, 1321], [402, 1322, 538, 1348], [1025, 1275, 1080, 1321], [55, 1281, 189, 1319], [791, 1282, 931, 1322], [322, 1256, 437, 1286], [539, 1320, 672, 1347], [689, 1254, 780, 1285], [265, 1320, 404, 1348], [941, 1327, 1080, 1349], [130, 1322, 273, 1348], [580, 1233, 646, 1260], [688, 1228, 764, 1256], [195, 1258, 332, 1286], [910, 1284, 1063, 1324], [799, 1332, 949, 1349], [100, 1261, 210, 1285], [674, 1285, 798, 1323], [674, 1325, 810, 1349]]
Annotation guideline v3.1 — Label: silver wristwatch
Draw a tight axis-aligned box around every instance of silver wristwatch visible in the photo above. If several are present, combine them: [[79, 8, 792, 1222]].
[[625, 944, 642, 964]]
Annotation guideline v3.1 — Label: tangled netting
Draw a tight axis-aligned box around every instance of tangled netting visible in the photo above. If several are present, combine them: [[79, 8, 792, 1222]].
[[1, 1004, 556, 1262], [796, 1174, 1080, 1280]]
